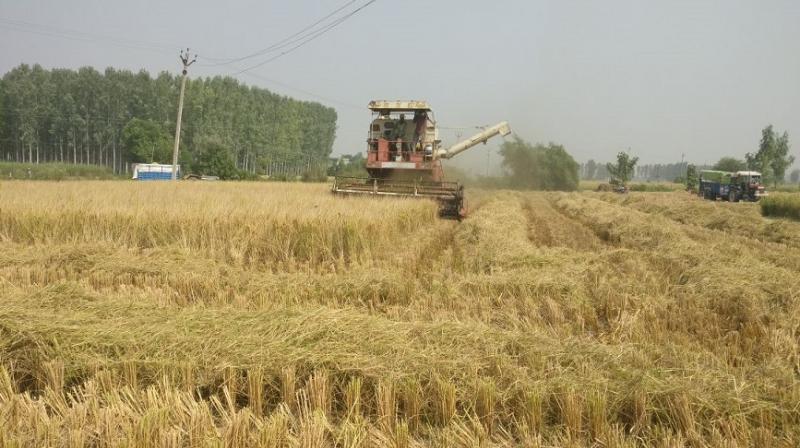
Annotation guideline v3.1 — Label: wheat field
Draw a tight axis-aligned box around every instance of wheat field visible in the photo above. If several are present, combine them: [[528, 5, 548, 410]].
[[761, 193, 800, 221], [0, 181, 798, 447]]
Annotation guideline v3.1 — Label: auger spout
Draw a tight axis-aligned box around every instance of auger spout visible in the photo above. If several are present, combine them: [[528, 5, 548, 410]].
[[436, 121, 512, 160]]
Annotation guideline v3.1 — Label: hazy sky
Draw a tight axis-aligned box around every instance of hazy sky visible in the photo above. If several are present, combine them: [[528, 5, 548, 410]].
[[1, 0, 798, 173]]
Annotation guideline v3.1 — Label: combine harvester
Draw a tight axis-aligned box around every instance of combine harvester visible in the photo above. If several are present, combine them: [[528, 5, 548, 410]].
[[332, 100, 511, 218]]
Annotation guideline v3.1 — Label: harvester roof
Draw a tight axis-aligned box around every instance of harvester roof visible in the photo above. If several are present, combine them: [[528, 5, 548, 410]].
[[368, 100, 431, 112]]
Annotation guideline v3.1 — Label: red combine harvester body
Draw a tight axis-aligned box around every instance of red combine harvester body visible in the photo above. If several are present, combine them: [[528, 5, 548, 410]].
[[332, 100, 511, 219]]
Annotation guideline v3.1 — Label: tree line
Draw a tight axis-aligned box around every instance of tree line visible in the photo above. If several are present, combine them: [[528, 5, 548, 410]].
[[581, 125, 795, 186], [0, 64, 337, 178], [581, 160, 703, 183]]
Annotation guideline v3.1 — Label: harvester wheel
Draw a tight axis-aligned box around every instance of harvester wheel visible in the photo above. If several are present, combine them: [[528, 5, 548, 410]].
[[729, 191, 738, 203]]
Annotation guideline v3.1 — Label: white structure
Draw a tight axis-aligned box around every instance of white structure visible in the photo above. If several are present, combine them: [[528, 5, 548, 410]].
[[132, 163, 181, 181]]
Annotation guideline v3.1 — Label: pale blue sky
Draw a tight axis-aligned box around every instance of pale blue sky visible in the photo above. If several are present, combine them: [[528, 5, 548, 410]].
[[1, 0, 798, 173]]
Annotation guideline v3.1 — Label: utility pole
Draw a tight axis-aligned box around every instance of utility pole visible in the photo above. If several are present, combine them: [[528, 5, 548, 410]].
[[681, 152, 686, 180], [171, 48, 196, 180]]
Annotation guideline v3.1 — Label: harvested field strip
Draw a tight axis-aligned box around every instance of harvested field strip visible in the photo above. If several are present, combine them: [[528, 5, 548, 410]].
[[589, 193, 800, 273], [521, 194, 603, 250], [1, 281, 797, 445], [0, 183, 799, 445], [553, 194, 800, 357], [595, 191, 800, 248], [0, 241, 604, 332]]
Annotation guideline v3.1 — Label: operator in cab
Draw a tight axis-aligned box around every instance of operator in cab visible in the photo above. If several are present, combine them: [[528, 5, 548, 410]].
[[394, 114, 408, 151], [413, 111, 427, 150]]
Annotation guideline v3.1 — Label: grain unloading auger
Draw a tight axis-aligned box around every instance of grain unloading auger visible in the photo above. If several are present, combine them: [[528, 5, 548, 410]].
[[332, 100, 511, 219]]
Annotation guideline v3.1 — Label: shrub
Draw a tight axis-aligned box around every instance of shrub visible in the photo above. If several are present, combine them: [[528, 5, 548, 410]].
[[760, 193, 800, 220], [0, 162, 117, 180], [627, 182, 683, 192], [499, 136, 580, 191]]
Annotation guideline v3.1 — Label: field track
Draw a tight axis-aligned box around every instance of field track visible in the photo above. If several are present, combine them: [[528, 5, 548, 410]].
[[0, 182, 798, 447]]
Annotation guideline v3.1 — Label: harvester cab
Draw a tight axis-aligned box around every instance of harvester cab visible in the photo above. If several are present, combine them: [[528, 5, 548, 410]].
[[332, 100, 511, 219]]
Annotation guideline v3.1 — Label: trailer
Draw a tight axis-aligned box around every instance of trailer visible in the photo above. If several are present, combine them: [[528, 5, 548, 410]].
[[698, 170, 766, 202], [698, 170, 731, 200]]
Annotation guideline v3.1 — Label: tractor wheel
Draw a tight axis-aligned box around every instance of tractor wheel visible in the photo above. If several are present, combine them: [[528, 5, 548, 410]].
[[729, 191, 738, 203]]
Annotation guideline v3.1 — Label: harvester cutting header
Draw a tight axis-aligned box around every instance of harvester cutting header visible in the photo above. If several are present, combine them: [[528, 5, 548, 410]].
[[332, 100, 511, 218]]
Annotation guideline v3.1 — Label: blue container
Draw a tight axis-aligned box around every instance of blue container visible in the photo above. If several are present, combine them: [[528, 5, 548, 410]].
[[132, 164, 180, 181]]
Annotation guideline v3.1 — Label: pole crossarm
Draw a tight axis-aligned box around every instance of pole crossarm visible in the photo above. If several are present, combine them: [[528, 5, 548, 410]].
[[171, 48, 197, 180]]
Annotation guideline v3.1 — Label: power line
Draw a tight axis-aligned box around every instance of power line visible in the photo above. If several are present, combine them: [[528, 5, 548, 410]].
[[0, 17, 179, 55], [229, 0, 378, 76], [0, 8, 376, 112], [202, 0, 359, 66], [0, 17, 238, 63]]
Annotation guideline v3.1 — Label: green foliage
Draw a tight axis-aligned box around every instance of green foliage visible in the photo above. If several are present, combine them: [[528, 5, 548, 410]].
[[747, 125, 794, 187], [771, 184, 800, 193], [0, 162, 117, 180], [790, 169, 800, 184], [580, 159, 609, 180], [627, 182, 683, 192], [584, 159, 598, 179], [0, 79, 5, 140], [712, 157, 745, 172], [190, 139, 240, 180], [0, 64, 337, 178], [499, 136, 579, 191], [604, 162, 705, 183], [330, 153, 367, 178], [122, 118, 171, 163], [685, 164, 698, 190], [746, 126, 775, 181], [300, 169, 328, 182], [760, 194, 800, 221], [606, 152, 639, 186], [772, 131, 794, 184]]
